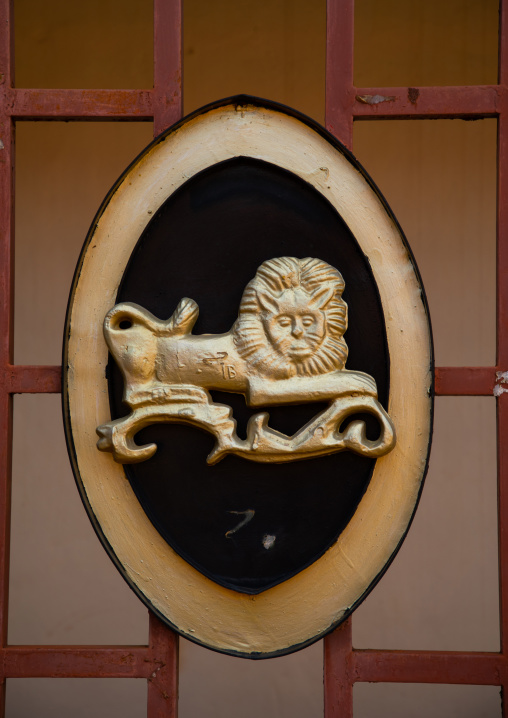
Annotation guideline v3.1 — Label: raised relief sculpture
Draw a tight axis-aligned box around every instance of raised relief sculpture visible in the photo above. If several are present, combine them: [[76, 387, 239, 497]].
[[96, 257, 396, 464]]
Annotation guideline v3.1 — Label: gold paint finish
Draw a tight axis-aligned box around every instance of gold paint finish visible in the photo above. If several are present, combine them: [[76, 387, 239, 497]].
[[65, 102, 432, 656], [97, 257, 395, 465]]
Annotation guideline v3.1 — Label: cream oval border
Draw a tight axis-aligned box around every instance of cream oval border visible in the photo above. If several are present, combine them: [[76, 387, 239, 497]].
[[63, 98, 433, 658]]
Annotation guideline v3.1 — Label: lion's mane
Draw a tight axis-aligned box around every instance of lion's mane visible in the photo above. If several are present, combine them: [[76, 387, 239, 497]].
[[233, 257, 348, 379]]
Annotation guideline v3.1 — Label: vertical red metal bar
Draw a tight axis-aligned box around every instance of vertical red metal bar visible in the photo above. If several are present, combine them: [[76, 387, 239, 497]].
[[499, 0, 508, 367], [498, 124, 508, 639], [324, 619, 354, 718], [153, 0, 183, 137], [0, 1, 13, 363], [149, 5, 182, 714], [324, 1, 355, 715], [147, 613, 179, 718], [0, 1, 14, 715], [497, 4, 508, 718], [325, 0, 354, 148]]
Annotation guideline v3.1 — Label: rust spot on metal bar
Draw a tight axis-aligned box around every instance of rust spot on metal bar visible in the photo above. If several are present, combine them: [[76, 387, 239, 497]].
[[494, 370, 508, 396], [356, 94, 396, 105], [408, 87, 420, 104], [120, 652, 134, 664]]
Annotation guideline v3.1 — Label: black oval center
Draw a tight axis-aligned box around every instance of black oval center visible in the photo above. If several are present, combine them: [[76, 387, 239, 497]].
[[108, 157, 389, 594]]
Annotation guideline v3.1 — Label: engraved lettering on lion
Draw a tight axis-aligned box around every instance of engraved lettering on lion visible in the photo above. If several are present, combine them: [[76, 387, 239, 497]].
[[96, 257, 396, 464]]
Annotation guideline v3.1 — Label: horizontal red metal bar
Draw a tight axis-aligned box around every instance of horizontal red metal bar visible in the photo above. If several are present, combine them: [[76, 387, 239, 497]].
[[2, 365, 61, 393], [353, 85, 503, 119], [354, 649, 508, 685], [5, 88, 153, 120], [2, 627, 504, 684], [435, 367, 496, 396], [2, 645, 158, 678], [1, 85, 500, 123], [1, 365, 496, 396]]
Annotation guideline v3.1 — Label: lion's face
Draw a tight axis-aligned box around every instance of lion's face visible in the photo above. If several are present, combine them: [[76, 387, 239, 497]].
[[233, 257, 349, 380], [261, 288, 327, 363]]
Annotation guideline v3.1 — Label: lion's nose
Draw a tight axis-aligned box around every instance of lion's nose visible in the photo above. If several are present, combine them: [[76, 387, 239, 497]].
[[291, 319, 304, 338]]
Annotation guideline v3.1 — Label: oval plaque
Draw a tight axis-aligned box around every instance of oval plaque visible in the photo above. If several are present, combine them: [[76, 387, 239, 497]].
[[63, 96, 433, 658]]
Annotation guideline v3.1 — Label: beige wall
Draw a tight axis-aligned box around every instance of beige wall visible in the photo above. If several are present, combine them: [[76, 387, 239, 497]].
[[8, 0, 502, 715]]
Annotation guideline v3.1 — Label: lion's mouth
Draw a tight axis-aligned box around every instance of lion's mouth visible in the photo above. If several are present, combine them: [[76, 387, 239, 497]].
[[287, 342, 313, 359]]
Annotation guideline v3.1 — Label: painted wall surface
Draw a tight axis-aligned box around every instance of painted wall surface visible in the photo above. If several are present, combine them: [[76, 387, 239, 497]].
[[8, 0, 501, 715]]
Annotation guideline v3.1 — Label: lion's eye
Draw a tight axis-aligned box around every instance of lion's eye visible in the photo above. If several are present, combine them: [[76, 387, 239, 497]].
[[302, 316, 315, 327], [277, 316, 291, 327]]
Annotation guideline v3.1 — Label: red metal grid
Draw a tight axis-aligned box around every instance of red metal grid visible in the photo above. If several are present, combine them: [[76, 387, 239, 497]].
[[0, 0, 505, 715]]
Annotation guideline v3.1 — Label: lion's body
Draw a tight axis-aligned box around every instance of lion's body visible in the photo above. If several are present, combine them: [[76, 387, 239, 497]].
[[103, 257, 372, 410]]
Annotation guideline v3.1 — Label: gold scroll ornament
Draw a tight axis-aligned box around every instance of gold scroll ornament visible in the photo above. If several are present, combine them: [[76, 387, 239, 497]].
[[96, 257, 396, 465]]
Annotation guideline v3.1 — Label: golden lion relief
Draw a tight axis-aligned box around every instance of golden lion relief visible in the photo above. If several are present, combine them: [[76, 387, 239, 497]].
[[96, 257, 396, 464]]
